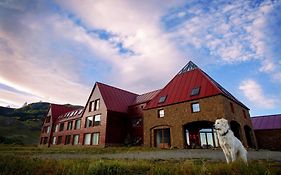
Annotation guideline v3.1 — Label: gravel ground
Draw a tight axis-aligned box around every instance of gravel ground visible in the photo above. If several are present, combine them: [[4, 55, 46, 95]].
[[34, 149, 281, 161]]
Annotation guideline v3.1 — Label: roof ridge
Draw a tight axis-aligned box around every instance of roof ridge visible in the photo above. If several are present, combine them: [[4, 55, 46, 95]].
[[97, 82, 139, 96], [252, 114, 281, 118]]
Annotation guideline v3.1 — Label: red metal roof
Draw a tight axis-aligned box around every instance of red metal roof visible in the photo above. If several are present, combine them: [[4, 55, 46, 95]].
[[132, 89, 161, 105], [50, 104, 77, 122], [145, 62, 248, 109], [251, 114, 281, 130], [97, 82, 138, 113], [57, 108, 84, 122]]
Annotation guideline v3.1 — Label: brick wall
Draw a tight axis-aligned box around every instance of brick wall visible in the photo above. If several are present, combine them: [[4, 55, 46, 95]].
[[254, 129, 281, 150], [143, 95, 257, 148]]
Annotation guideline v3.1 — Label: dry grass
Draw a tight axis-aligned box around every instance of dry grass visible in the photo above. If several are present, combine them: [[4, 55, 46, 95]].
[[0, 155, 280, 175]]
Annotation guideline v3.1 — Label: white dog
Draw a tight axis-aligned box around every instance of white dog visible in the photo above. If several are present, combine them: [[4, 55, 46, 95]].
[[214, 118, 247, 164]]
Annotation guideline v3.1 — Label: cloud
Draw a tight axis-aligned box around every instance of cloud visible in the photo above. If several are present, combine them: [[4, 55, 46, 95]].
[[239, 79, 277, 109]]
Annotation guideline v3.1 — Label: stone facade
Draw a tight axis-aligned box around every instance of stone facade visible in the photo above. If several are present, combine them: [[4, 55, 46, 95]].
[[143, 95, 257, 149]]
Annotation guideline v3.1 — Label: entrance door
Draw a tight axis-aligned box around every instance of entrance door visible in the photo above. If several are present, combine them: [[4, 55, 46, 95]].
[[189, 130, 200, 148], [154, 128, 170, 148]]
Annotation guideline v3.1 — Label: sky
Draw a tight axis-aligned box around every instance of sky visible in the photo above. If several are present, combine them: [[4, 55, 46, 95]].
[[0, 0, 280, 117]]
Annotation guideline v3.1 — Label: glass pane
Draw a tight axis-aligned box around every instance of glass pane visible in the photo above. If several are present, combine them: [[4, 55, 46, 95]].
[[163, 129, 170, 144], [73, 135, 79, 145], [192, 103, 200, 112], [75, 120, 80, 129], [158, 96, 166, 103], [95, 115, 101, 121], [214, 131, 218, 147], [92, 133, 99, 145], [95, 99, 100, 110], [207, 133, 214, 147], [200, 133, 206, 147], [156, 130, 162, 145], [158, 109, 164, 118], [200, 128, 212, 132], [84, 134, 91, 145], [185, 130, 190, 145], [52, 137, 56, 145]]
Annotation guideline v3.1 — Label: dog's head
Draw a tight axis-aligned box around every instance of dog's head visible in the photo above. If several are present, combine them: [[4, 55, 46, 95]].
[[214, 118, 229, 134]]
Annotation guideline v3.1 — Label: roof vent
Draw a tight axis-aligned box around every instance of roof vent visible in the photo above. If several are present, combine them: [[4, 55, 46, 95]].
[[178, 61, 198, 74]]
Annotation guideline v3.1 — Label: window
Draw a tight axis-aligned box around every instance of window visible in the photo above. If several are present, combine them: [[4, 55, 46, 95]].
[[73, 135, 79, 145], [45, 116, 51, 123], [199, 128, 218, 148], [191, 87, 200, 96], [67, 121, 73, 130], [89, 99, 100, 112], [43, 137, 48, 144], [52, 137, 56, 145], [155, 128, 170, 148], [230, 102, 234, 113], [57, 136, 62, 144], [75, 119, 81, 130], [55, 124, 59, 132], [92, 133, 100, 145], [158, 96, 167, 103], [84, 133, 91, 145], [59, 123, 64, 131], [85, 116, 93, 128], [243, 110, 247, 119], [47, 126, 51, 134], [65, 135, 71, 145], [94, 114, 101, 126], [131, 118, 142, 127], [191, 103, 200, 113], [94, 99, 100, 111], [158, 109, 165, 118]]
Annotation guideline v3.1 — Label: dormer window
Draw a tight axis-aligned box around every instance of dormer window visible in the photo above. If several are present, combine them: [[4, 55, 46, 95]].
[[191, 87, 200, 96], [158, 96, 167, 103]]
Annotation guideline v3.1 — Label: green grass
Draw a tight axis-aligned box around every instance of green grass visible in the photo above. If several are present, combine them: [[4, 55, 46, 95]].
[[0, 155, 280, 175]]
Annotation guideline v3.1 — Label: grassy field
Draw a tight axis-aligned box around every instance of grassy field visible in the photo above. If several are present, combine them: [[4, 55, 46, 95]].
[[0, 146, 280, 175]]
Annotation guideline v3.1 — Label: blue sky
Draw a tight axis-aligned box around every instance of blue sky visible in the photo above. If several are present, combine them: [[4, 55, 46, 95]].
[[0, 0, 280, 116]]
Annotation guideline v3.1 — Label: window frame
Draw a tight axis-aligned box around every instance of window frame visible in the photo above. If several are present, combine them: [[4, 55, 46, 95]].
[[92, 133, 100, 145], [190, 87, 200, 96], [67, 121, 73, 130], [158, 109, 165, 118], [85, 116, 94, 128], [191, 102, 200, 113], [94, 114, 101, 126], [158, 96, 167, 103], [75, 119, 81, 130]]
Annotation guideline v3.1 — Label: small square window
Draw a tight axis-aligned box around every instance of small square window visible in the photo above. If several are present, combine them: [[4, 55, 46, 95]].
[[158, 96, 167, 103], [158, 109, 165, 118], [191, 87, 200, 96], [191, 103, 200, 113]]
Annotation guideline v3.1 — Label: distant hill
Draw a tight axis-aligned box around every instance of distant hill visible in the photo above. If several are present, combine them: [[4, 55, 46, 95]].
[[0, 102, 82, 145]]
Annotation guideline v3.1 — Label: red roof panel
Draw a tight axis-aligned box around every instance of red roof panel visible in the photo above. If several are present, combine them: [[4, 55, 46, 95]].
[[97, 82, 138, 113], [145, 68, 222, 109], [50, 104, 77, 122], [132, 89, 161, 105], [251, 114, 281, 130], [145, 61, 248, 110]]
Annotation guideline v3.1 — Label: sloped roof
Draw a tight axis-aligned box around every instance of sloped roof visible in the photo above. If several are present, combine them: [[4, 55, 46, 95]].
[[50, 104, 77, 122], [132, 89, 161, 105], [97, 82, 138, 113], [145, 61, 248, 109], [251, 114, 281, 130], [57, 108, 84, 122]]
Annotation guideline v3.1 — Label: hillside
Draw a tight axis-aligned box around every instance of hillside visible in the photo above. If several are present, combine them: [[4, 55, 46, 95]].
[[0, 102, 82, 145]]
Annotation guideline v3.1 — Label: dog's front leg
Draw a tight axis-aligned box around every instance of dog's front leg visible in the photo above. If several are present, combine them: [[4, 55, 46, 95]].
[[230, 149, 237, 162], [222, 147, 231, 164]]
